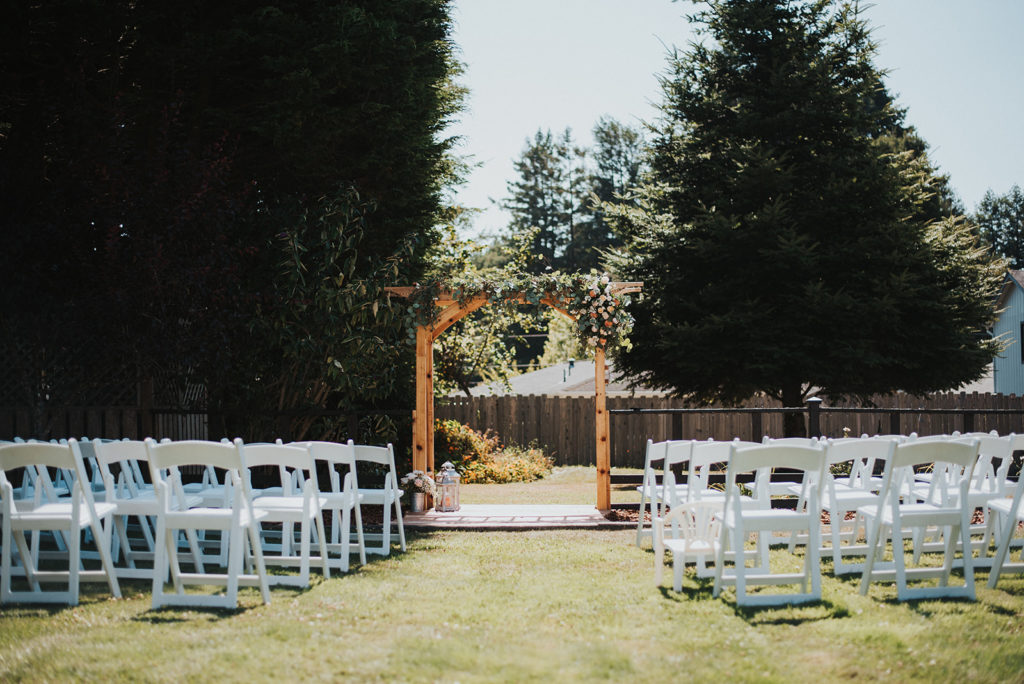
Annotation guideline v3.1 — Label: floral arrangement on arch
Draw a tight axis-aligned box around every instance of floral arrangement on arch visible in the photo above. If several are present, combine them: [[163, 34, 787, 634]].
[[400, 470, 436, 496], [567, 273, 633, 349], [400, 270, 635, 351]]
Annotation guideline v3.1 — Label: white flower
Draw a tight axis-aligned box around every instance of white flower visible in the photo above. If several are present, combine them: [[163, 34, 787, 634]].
[[600, 275, 610, 284], [602, 313, 609, 319]]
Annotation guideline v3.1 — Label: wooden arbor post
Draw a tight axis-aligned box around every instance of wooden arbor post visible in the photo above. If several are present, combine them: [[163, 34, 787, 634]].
[[386, 282, 641, 511]]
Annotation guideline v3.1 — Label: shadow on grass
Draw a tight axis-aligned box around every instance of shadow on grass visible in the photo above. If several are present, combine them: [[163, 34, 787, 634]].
[[731, 598, 849, 625], [656, 576, 849, 623]]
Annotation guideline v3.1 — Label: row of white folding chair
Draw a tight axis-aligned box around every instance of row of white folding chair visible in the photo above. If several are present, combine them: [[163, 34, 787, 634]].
[[0, 439, 122, 605]]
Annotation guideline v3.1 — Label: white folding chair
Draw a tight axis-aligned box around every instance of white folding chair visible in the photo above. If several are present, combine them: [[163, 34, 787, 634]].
[[145, 438, 271, 609], [93, 438, 204, 579], [295, 440, 367, 572], [0, 439, 122, 605], [910, 433, 1015, 564], [635, 439, 668, 547], [655, 500, 721, 588], [713, 443, 827, 607], [352, 443, 406, 556], [787, 437, 896, 575], [986, 466, 1024, 589], [653, 440, 695, 515], [858, 438, 980, 601], [244, 442, 330, 587]]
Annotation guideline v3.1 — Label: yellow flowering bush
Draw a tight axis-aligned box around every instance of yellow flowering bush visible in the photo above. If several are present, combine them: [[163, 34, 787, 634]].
[[434, 419, 553, 484]]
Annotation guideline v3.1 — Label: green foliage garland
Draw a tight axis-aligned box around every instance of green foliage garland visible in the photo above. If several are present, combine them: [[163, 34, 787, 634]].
[[402, 271, 634, 352]]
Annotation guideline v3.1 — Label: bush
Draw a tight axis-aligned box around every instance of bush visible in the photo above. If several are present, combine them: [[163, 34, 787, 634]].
[[433, 419, 553, 484]]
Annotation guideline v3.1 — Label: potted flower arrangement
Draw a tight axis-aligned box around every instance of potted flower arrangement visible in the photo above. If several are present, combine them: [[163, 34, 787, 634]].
[[400, 470, 436, 512]]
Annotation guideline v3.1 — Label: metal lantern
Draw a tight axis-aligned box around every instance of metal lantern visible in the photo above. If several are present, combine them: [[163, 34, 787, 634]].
[[435, 461, 461, 512]]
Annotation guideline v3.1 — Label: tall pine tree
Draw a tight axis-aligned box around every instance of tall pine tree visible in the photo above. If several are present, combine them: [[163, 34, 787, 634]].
[[610, 0, 1003, 435]]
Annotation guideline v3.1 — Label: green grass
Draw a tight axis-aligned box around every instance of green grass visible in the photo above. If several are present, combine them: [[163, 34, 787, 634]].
[[3, 482, 1024, 681]]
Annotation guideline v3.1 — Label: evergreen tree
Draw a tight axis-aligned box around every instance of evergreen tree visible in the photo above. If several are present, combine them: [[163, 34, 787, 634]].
[[501, 129, 576, 272], [975, 186, 1024, 269], [609, 0, 1003, 435]]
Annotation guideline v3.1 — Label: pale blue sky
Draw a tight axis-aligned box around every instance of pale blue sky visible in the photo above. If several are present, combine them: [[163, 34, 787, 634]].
[[446, 0, 1024, 238]]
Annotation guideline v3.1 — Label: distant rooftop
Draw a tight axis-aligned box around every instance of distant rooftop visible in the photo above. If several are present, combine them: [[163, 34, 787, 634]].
[[468, 360, 667, 397]]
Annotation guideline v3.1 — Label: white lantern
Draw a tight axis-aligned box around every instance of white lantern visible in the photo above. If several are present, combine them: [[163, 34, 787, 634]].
[[435, 461, 461, 512]]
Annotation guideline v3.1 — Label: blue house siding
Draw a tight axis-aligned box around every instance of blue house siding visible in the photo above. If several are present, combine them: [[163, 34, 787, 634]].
[[993, 271, 1024, 396]]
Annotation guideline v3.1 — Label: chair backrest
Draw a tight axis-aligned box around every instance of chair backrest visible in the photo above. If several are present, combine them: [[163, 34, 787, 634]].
[[762, 437, 819, 447], [144, 439, 250, 511], [0, 439, 95, 510], [726, 443, 827, 493], [352, 444, 399, 492], [881, 437, 980, 506], [823, 437, 896, 487], [292, 440, 359, 494], [973, 434, 1014, 493], [243, 442, 320, 495], [92, 439, 150, 500]]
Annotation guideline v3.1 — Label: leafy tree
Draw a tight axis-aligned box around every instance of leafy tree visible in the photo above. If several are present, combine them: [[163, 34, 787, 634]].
[[427, 224, 545, 397], [609, 0, 1004, 435], [0, 1, 462, 435], [975, 186, 1024, 268]]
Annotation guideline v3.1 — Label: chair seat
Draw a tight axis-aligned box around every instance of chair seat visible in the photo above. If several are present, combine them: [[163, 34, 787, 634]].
[[721, 508, 813, 531], [987, 497, 1017, 518], [163, 507, 268, 529], [321, 491, 362, 507], [12, 501, 118, 529], [357, 488, 401, 505], [110, 492, 202, 514], [663, 538, 717, 555], [253, 495, 328, 520], [858, 502, 963, 526]]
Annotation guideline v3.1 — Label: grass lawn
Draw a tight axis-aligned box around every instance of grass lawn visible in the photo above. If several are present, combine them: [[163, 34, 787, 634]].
[[2, 471, 1023, 682]]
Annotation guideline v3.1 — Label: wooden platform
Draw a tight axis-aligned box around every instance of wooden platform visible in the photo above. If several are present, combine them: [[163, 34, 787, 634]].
[[402, 504, 631, 530]]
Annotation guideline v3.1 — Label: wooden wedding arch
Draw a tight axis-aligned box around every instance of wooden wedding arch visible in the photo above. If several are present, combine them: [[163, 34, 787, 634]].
[[385, 282, 642, 510]]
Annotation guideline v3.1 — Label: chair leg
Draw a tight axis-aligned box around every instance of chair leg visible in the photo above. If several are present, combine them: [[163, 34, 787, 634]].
[[226, 525, 242, 609], [379, 501, 392, 556], [353, 503, 366, 566], [245, 522, 271, 605], [315, 513, 330, 579], [298, 518, 311, 587], [860, 517, 882, 596], [987, 514, 1016, 589], [339, 507, 351, 573], [89, 517, 122, 599], [394, 497, 406, 553], [68, 523, 81, 606]]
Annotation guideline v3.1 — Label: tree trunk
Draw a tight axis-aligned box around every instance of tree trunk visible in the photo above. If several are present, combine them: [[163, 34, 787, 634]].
[[781, 383, 806, 438]]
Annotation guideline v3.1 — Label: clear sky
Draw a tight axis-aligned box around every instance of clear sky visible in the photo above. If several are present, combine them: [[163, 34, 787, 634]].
[[446, 0, 1024, 238]]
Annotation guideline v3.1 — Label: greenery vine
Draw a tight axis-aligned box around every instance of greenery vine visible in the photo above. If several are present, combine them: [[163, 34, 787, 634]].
[[401, 271, 634, 351]]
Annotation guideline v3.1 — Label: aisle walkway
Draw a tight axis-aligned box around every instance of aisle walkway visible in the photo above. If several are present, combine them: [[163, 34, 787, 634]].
[[402, 504, 631, 530]]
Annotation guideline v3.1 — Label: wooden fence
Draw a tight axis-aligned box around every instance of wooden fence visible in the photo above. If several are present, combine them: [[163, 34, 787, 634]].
[[437, 392, 1024, 469]]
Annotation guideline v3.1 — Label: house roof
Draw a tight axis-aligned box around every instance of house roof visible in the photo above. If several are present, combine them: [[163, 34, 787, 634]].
[[467, 360, 667, 397], [996, 269, 1024, 310]]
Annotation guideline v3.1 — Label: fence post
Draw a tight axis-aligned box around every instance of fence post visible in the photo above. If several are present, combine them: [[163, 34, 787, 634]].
[[890, 411, 900, 436], [751, 412, 763, 441], [963, 410, 974, 434], [671, 412, 682, 440], [806, 397, 822, 437]]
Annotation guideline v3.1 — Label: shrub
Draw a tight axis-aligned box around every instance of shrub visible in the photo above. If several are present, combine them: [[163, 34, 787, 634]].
[[433, 419, 553, 484]]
